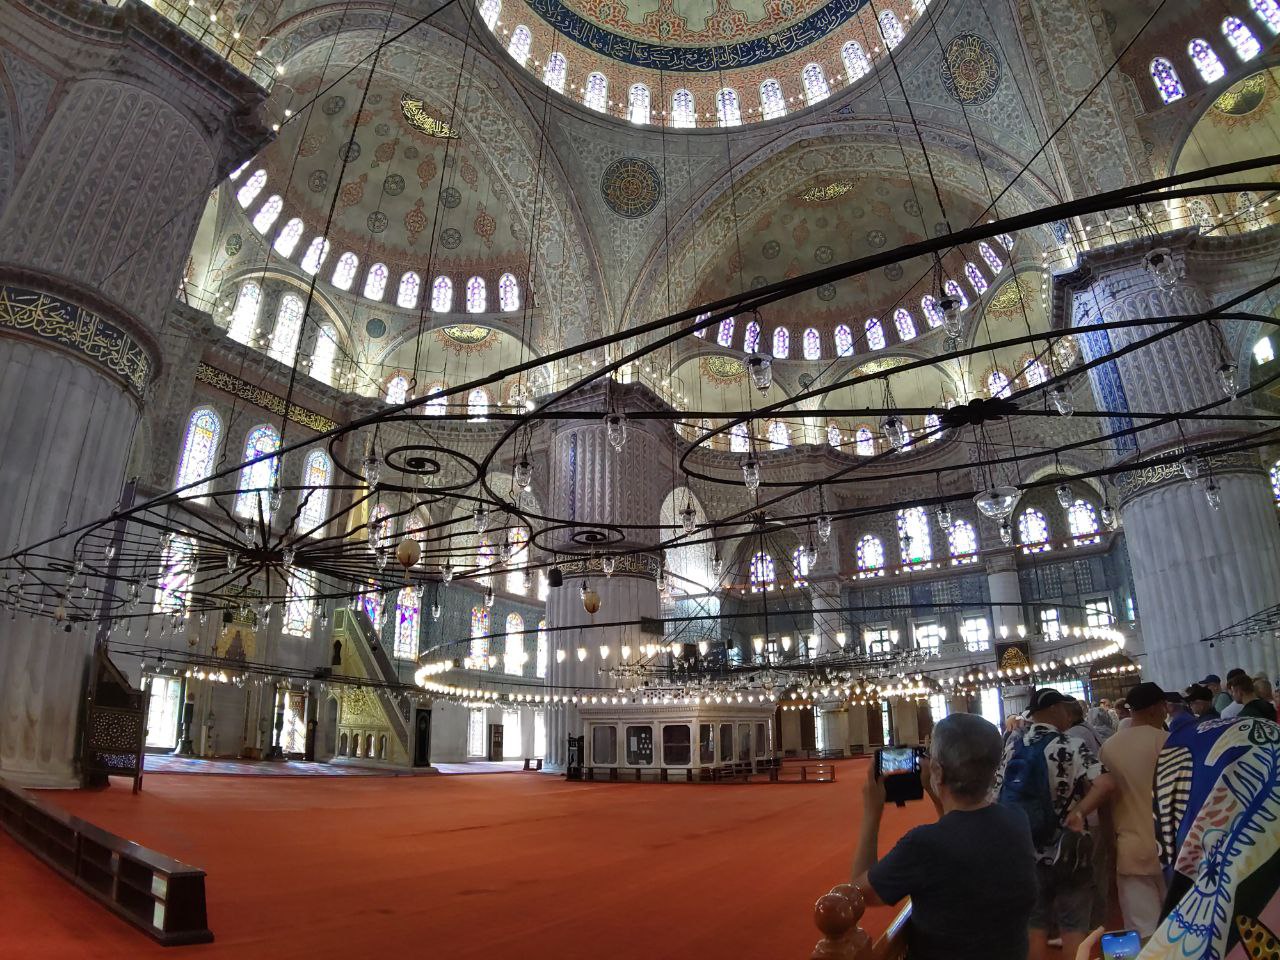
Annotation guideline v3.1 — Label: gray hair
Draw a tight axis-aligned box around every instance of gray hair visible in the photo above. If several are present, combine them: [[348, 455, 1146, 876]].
[[931, 713, 1004, 801]]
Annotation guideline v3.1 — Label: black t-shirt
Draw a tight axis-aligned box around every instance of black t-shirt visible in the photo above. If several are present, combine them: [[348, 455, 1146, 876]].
[[1240, 698, 1277, 721], [867, 803, 1037, 960]]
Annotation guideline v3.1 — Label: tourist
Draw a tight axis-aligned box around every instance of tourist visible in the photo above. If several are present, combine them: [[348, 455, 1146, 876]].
[[1201, 673, 1232, 715], [851, 713, 1037, 960], [1098, 682, 1168, 940], [1185, 684, 1218, 721], [1066, 699, 1103, 754], [994, 688, 1115, 960], [1115, 699, 1133, 728], [1226, 673, 1277, 721], [1254, 675, 1274, 711], [1219, 669, 1248, 718], [1165, 691, 1194, 734], [1086, 704, 1116, 742]]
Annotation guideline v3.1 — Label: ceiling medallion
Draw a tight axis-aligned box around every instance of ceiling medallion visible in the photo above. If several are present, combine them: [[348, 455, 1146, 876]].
[[800, 180, 856, 203], [852, 356, 911, 377], [701, 355, 746, 384], [400, 94, 460, 139], [601, 158, 661, 219], [437, 324, 495, 352], [987, 274, 1038, 313], [941, 34, 1002, 106], [1211, 72, 1269, 121]]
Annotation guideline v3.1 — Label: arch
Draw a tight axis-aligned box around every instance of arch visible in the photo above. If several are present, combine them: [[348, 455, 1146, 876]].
[[499, 272, 520, 311], [385, 375, 409, 405], [268, 294, 305, 365], [921, 295, 942, 328], [1017, 508, 1051, 553], [273, 217, 304, 257], [922, 412, 942, 441], [743, 319, 761, 353], [802, 63, 830, 104], [466, 276, 487, 313], [897, 507, 932, 565], [363, 262, 389, 301], [856, 534, 884, 576], [717, 315, 736, 347], [251, 194, 283, 233], [729, 422, 749, 452], [802, 327, 821, 359], [233, 424, 281, 521], [827, 420, 842, 447], [508, 25, 532, 65], [468, 386, 491, 419], [1068, 499, 1100, 541], [628, 83, 651, 124], [855, 426, 875, 456], [339, 732, 349, 756], [504, 613, 525, 675], [842, 41, 871, 82], [986, 368, 1012, 398], [965, 261, 988, 296], [227, 280, 260, 344], [544, 52, 567, 92], [395, 587, 420, 659], [772, 326, 790, 358], [175, 407, 222, 500], [1189, 39, 1226, 83], [1150, 57, 1186, 103], [507, 527, 529, 594], [716, 88, 741, 126], [236, 169, 267, 207], [768, 419, 790, 448], [1223, 17, 1262, 60], [471, 606, 491, 665], [310, 323, 338, 385], [948, 519, 978, 563], [331, 251, 359, 291], [865, 317, 885, 350], [299, 236, 330, 275], [431, 275, 452, 312], [298, 449, 332, 535], [978, 242, 1004, 275], [397, 272, 421, 309], [760, 79, 786, 119], [878, 10, 904, 48], [944, 278, 969, 310], [893, 308, 916, 341], [584, 71, 608, 112], [834, 324, 854, 356], [672, 88, 696, 127], [660, 488, 714, 591], [425, 383, 447, 415], [1236, 190, 1267, 230], [749, 551, 776, 592]]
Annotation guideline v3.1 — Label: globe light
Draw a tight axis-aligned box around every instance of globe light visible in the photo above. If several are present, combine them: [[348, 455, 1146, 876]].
[[999, 520, 1013, 545], [1180, 453, 1202, 482], [747, 354, 773, 393], [362, 455, 382, 488], [1055, 483, 1073, 510]]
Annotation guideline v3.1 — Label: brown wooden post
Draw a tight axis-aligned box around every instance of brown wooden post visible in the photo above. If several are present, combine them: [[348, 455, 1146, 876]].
[[811, 883, 872, 959]]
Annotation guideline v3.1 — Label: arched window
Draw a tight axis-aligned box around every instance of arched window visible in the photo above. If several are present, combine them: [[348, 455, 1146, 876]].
[[1255, 336, 1274, 364], [802, 63, 830, 104], [1019, 355, 1049, 387], [749, 551, 776, 592], [978, 242, 1004, 275], [692, 312, 709, 338], [499, 273, 520, 311], [791, 546, 811, 586], [878, 10, 905, 48], [273, 217, 305, 257], [584, 71, 608, 112], [842, 40, 872, 82], [760, 79, 786, 120], [948, 519, 978, 564], [1150, 58, 1186, 103], [1068, 500, 1100, 543], [921, 295, 943, 328], [717, 316, 736, 347], [331, 251, 359, 291], [965, 262, 988, 296], [672, 89, 696, 128], [385, 375, 409, 405], [468, 386, 491, 419], [298, 450, 332, 535], [628, 83, 651, 124], [425, 384, 447, 415], [310, 324, 338, 385], [768, 419, 790, 448], [922, 412, 942, 441], [236, 169, 267, 207], [772, 326, 790, 359], [1223, 17, 1262, 60], [299, 236, 330, 275], [154, 535, 195, 613], [1237, 190, 1267, 230], [176, 407, 222, 500], [431, 275, 452, 312], [227, 281, 260, 344], [507, 528, 529, 595], [397, 272, 421, 309], [803, 327, 821, 359], [855, 426, 875, 456], [479, 0, 500, 28], [894, 308, 917, 341], [1017, 508, 1051, 553], [743, 319, 761, 354], [268, 294, 305, 365], [394, 587, 420, 659], [544, 52, 567, 93], [251, 195, 283, 233], [866, 317, 886, 350], [987, 369, 1011, 398], [364, 263, 388, 301], [470, 606, 490, 665], [856, 535, 884, 577], [834, 324, 854, 357], [1189, 39, 1226, 83], [508, 25, 532, 65], [944, 279, 969, 310], [504, 613, 525, 675], [233, 424, 281, 522], [898, 507, 932, 566], [716, 88, 741, 126], [728, 422, 748, 452], [827, 421, 842, 447], [229, 161, 250, 180], [466, 276, 487, 313], [1251, 0, 1280, 33], [1271, 459, 1280, 502]]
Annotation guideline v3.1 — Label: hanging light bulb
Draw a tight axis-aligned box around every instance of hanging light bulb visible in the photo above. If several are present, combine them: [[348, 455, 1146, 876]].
[[1050, 382, 1073, 417], [804, 543, 818, 568], [1205, 480, 1222, 510], [441, 562, 455, 583], [580, 581, 601, 614], [940, 294, 963, 339], [362, 455, 382, 488], [484, 586, 495, 609], [269, 482, 283, 513], [1100, 502, 1117, 529], [104, 543, 116, 561], [282, 545, 296, 570], [1217, 360, 1238, 397], [747, 354, 773, 393], [473, 504, 490, 535], [935, 503, 953, 532], [742, 457, 760, 492], [1180, 453, 1202, 482], [999, 520, 1013, 546], [1142, 247, 1181, 290], [1055, 483, 1073, 510], [975, 485, 1020, 520], [430, 600, 441, 619], [816, 514, 832, 544], [601, 555, 616, 577], [513, 456, 533, 491], [882, 415, 908, 451], [604, 413, 627, 452], [497, 538, 513, 564], [679, 501, 697, 535], [226, 550, 236, 573], [576, 646, 588, 662]]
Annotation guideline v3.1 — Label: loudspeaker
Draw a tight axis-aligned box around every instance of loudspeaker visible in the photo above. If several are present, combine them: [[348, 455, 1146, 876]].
[[548, 566, 563, 588]]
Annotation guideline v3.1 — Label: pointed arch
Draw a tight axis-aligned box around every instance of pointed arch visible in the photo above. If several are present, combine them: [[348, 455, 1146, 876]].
[[760, 79, 786, 119], [1150, 58, 1185, 103], [466, 276, 487, 313], [233, 424, 281, 521], [865, 317, 885, 350], [508, 25, 532, 65], [431, 275, 452, 312], [584, 71, 608, 111], [227, 281, 260, 344], [802, 63, 830, 104], [363, 262, 389, 301], [499, 273, 520, 311], [331, 251, 359, 291], [716, 88, 741, 126], [628, 83, 651, 124], [842, 40, 871, 82], [176, 407, 222, 500], [236, 169, 267, 207], [273, 217, 305, 257], [298, 449, 332, 536], [544, 52, 567, 92], [268, 294, 305, 365]]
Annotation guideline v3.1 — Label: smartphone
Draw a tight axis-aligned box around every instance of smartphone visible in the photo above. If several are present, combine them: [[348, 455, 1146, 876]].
[[874, 746, 923, 805], [1100, 930, 1142, 960]]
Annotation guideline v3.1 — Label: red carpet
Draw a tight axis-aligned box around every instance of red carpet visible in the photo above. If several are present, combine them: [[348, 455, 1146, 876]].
[[0, 759, 929, 959]]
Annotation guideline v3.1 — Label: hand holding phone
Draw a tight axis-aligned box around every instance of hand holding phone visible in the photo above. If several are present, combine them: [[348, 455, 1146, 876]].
[[874, 746, 923, 805], [1100, 930, 1141, 960]]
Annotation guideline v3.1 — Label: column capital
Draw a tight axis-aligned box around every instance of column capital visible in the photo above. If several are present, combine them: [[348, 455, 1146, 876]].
[[984, 548, 1019, 575]]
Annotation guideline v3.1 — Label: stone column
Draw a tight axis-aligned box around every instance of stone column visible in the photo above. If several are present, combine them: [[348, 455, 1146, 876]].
[[0, 1, 268, 786], [985, 549, 1023, 642]]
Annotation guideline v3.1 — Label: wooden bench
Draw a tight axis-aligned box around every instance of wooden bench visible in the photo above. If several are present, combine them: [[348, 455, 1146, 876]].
[[522, 757, 544, 771], [0, 778, 212, 945]]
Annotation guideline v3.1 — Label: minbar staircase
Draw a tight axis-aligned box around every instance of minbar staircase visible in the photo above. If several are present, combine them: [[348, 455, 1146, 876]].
[[332, 607, 411, 758]]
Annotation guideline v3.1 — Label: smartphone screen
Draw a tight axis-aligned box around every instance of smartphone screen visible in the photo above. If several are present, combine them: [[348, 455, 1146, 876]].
[[1100, 930, 1142, 960], [878, 747, 917, 776]]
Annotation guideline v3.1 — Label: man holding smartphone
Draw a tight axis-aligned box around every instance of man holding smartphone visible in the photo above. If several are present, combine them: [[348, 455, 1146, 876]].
[[850, 714, 1037, 960]]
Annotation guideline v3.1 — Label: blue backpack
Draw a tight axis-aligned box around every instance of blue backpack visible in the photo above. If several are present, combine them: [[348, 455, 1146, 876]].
[[998, 733, 1059, 848]]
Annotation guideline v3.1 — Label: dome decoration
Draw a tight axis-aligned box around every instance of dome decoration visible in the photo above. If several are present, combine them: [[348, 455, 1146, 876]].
[[601, 158, 662, 218], [940, 34, 1001, 105]]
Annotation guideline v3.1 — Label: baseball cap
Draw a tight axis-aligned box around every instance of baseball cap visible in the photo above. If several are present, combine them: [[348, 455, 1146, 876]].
[[1127, 681, 1166, 712], [1185, 684, 1214, 703], [1200, 674, 1221, 685], [1028, 688, 1071, 714]]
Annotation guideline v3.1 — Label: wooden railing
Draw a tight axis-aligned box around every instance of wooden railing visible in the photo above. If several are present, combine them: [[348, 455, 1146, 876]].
[[810, 884, 910, 960]]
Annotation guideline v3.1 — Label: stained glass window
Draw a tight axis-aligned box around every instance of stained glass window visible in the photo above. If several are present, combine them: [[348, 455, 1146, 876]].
[[285, 569, 315, 638], [508, 25, 532, 65], [495, 273, 519, 312], [227, 281, 260, 343], [177, 407, 222, 499], [921, 295, 942, 328], [584, 71, 608, 111], [898, 507, 932, 566], [468, 387, 491, 419], [768, 420, 789, 448], [503, 613, 525, 675], [923, 412, 941, 441], [298, 450, 332, 535], [672, 89, 696, 128], [744, 319, 761, 353], [425, 384, 447, 415], [1017, 508, 1051, 553], [385, 375, 409, 405], [154, 535, 195, 613], [1189, 39, 1226, 82], [470, 606, 490, 665], [987, 369, 1012, 398], [879, 10, 905, 47], [331, 251, 359, 291], [791, 546, 810, 586], [479, 0, 500, 27], [1068, 499, 1100, 542], [1252, 0, 1280, 32], [236, 169, 267, 207], [856, 534, 884, 577], [268, 294, 305, 365], [948, 519, 978, 564], [944, 279, 969, 310], [693, 312, 709, 338], [717, 316, 736, 347], [544, 52, 567, 92], [507, 527, 529, 594], [866, 317, 886, 350], [978, 242, 1004, 275], [749, 551, 776, 592], [855, 426, 875, 456], [364, 263, 388, 300], [842, 40, 872, 82], [233, 424, 281, 521], [1271, 459, 1280, 502], [729, 422, 749, 452], [229, 160, 250, 180], [390, 272, 419, 310], [273, 217, 305, 256], [803, 327, 821, 359], [760, 79, 786, 119], [466, 276, 487, 313], [773, 326, 790, 358], [393, 587, 419, 658], [360, 588, 384, 632], [894, 308, 917, 341], [1020, 356, 1049, 387], [827, 421, 842, 447], [717, 88, 741, 126], [628, 83, 651, 124], [1237, 190, 1267, 230], [1150, 58, 1185, 103], [965, 261, 989, 296], [1223, 17, 1262, 60], [996, 233, 1015, 251], [300, 236, 330, 275], [834, 324, 854, 356], [252, 194, 283, 233], [802, 63, 830, 104], [427, 275, 450, 312]]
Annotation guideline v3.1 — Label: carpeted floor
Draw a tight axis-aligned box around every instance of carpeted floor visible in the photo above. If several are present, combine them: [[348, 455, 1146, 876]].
[[1, 759, 929, 960], [140, 754, 524, 776]]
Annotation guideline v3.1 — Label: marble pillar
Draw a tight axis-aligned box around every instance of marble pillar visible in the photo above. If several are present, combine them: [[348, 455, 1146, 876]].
[[985, 549, 1024, 641]]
